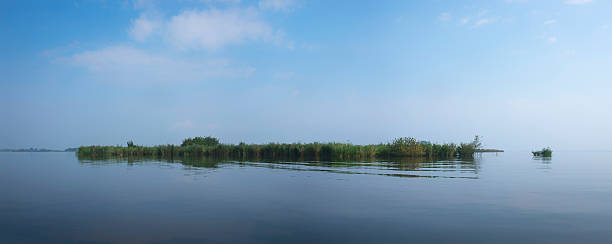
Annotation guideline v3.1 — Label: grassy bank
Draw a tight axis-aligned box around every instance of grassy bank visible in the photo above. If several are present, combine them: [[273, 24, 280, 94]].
[[78, 136, 483, 161]]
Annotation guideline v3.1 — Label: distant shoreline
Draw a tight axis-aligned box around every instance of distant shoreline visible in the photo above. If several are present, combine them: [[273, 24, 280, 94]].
[[474, 149, 504, 152], [0, 148, 78, 152]]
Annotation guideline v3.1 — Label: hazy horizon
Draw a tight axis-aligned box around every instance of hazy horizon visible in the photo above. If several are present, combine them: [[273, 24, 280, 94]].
[[2, 0, 612, 151]]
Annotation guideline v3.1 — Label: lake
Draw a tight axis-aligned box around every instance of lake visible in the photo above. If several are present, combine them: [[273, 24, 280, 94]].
[[1, 151, 611, 243]]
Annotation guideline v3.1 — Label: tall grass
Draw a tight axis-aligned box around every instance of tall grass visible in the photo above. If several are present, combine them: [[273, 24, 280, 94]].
[[78, 136, 482, 161]]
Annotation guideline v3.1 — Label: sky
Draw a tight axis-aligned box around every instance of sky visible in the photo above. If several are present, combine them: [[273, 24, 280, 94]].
[[1, 0, 611, 151]]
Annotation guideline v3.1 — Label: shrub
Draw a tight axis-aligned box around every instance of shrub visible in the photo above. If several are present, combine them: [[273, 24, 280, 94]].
[[532, 147, 552, 157], [181, 136, 219, 147]]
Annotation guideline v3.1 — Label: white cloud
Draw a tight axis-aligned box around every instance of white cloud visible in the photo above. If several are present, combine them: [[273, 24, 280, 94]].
[[543, 19, 556, 25], [129, 13, 161, 42], [547, 36, 557, 43], [63, 45, 255, 82], [258, 0, 297, 12], [565, 0, 592, 4], [134, 0, 241, 9], [474, 18, 492, 27], [459, 9, 500, 28], [126, 7, 293, 51], [270, 29, 294, 49], [438, 12, 451, 22], [164, 8, 288, 51]]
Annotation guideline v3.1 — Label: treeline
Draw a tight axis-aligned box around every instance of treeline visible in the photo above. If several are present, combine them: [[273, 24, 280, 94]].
[[77, 136, 483, 161]]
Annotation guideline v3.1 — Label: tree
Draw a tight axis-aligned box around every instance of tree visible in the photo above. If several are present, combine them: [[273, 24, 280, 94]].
[[457, 135, 482, 158], [472, 135, 482, 149]]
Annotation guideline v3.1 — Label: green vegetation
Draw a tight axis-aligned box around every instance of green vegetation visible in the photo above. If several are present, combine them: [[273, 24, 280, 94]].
[[77, 136, 485, 161], [181, 136, 220, 147], [375, 137, 458, 158], [456, 135, 482, 158], [532, 147, 552, 157]]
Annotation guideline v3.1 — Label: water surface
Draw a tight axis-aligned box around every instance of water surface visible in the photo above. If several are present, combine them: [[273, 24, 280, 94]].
[[1, 151, 611, 243]]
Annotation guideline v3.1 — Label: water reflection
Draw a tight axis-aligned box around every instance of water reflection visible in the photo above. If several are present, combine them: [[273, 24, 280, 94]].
[[78, 155, 480, 179], [9, 152, 612, 244], [532, 156, 552, 170]]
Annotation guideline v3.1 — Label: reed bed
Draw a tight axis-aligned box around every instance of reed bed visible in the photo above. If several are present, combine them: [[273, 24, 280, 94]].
[[77, 136, 481, 161]]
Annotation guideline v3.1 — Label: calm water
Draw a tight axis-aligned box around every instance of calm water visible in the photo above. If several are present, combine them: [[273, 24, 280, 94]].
[[1, 151, 612, 243]]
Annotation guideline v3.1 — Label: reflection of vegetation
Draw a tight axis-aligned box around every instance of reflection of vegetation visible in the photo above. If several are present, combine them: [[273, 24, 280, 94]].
[[78, 155, 481, 179], [78, 136, 484, 161], [532, 147, 552, 157], [78, 155, 224, 168], [532, 155, 552, 164]]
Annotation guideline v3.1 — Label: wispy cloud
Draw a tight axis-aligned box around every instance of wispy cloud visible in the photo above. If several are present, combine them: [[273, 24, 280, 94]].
[[127, 7, 292, 51], [543, 19, 556, 25], [61, 45, 255, 82], [129, 13, 162, 42], [459, 10, 499, 27], [165, 8, 274, 50], [41, 41, 80, 57], [565, 0, 593, 4], [547, 36, 557, 43], [474, 18, 492, 27], [472, 10, 495, 27]]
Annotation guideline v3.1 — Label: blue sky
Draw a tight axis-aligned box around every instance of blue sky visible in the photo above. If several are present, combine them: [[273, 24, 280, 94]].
[[1, 0, 611, 150]]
